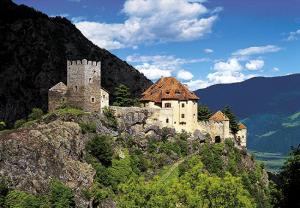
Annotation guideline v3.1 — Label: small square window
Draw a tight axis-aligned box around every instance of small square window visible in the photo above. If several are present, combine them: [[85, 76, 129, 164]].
[[166, 118, 169, 123], [181, 114, 185, 118], [165, 103, 171, 108], [181, 103, 185, 108]]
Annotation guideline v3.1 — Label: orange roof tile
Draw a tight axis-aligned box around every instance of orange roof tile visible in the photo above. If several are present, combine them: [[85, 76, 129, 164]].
[[209, 111, 229, 122], [140, 77, 199, 103], [239, 123, 247, 129]]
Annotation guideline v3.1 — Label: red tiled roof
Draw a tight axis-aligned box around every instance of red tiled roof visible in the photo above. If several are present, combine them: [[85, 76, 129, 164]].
[[140, 77, 199, 103], [209, 111, 229, 122], [239, 123, 247, 129]]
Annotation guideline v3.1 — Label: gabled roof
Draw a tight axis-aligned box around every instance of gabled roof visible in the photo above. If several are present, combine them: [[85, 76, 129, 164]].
[[209, 111, 229, 122], [140, 77, 199, 103], [239, 123, 247, 130], [49, 82, 67, 93]]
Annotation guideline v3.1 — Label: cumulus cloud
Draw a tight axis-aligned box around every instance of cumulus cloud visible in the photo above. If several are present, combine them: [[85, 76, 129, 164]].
[[232, 45, 281, 57], [177, 70, 194, 80], [75, 0, 220, 49], [126, 54, 209, 83], [245, 60, 264, 70], [213, 58, 242, 72], [184, 79, 209, 90], [286, 29, 300, 41], [204, 48, 214, 53], [207, 71, 247, 84], [135, 63, 172, 80]]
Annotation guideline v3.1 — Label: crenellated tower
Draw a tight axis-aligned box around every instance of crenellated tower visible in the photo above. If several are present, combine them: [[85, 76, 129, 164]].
[[49, 59, 109, 113]]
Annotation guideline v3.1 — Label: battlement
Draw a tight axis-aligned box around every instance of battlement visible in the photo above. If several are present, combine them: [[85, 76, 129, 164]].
[[67, 59, 101, 66]]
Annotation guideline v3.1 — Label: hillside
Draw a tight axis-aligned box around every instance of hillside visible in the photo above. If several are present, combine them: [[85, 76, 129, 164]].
[[0, 107, 273, 207], [195, 74, 300, 118], [0, 0, 152, 127], [195, 74, 300, 154]]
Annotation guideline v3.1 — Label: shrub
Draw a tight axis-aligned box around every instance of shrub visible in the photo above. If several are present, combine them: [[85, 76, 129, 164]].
[[28, 108, 43, 121], [49, 179, 75, 208], [86, 135, 113, 167], [0, 178, 9, 207], [79, 122, 96, 134], [14, 119, 26, 129], [55, 107, 85, 116], [103, 107, 118, 130], [0, 121, 6, 131], [4, 190, 45, 208]]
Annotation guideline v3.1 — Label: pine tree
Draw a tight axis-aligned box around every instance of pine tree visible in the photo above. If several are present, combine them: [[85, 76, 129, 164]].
[[113, 84, 137, 107], [222, 106, 239, 134], [198, 104, 212, 121]]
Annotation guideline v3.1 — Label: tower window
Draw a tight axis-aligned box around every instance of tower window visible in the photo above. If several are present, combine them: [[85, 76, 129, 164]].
[[164, 103, 171, 108], [91, 97, 95, 103], [75, 86, 78, 92], [166, 118, 169, 123], [89, 78, 92, 83], [181, 114, 185, 118]]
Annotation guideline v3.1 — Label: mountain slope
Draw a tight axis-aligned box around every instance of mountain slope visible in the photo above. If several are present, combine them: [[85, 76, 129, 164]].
[[195, 74, 300, 154], [195, 74, 300, 118], [0, 0, 152, 126]]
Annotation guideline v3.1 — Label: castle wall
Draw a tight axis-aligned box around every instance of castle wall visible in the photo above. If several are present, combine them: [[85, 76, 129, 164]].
[[198, 121, 225, 142], [236, 129, 247, 147], [48, 91, 66, 112], [100, 89, 109, 112]]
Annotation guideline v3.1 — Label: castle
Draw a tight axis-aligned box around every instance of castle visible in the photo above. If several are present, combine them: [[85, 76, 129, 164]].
[[48, 60, 247, 147]]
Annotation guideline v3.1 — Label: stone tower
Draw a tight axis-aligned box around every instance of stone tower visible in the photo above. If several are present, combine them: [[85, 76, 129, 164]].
[[66, 59, 102, 112]]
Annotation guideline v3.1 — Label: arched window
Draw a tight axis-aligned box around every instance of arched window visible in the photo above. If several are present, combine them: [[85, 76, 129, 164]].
[[91, 97, 95, 103], [166, 118, 169, 123], [75, 86, 78, 92]]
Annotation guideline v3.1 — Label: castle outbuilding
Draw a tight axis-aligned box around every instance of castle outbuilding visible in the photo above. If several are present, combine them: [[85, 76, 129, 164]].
[[48, 59, 109, 112]]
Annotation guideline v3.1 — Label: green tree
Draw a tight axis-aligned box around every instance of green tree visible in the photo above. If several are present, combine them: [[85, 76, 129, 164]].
[[222, 106, 239, 134], [28, 108, 44, 121], [198, 104, 212, 121], [113, 84, 136, 107], [278, 145, 300, 207], [86, 135, 113, 167], [4, 190, 46, 208], [14, 119, 26, 129], [0, 121, 6, 131], [49, 179, 75, 208]]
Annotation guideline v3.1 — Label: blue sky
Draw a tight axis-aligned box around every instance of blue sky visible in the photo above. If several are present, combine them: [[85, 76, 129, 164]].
[[14, 0, 300, 90]]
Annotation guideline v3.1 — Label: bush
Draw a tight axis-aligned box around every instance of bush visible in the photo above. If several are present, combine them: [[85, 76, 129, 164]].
[[55, 107, 85, 116], [28, 108, 43, 121], [14, 119, 26, 129], [0, 178, 9, 207], [79, 122, 96, 134], [86, 135, 113, 167], [4, 190, 45, 208], [49, 179, 75, 208], [103, 107, 118, 130], [0, 121, 6, 131]]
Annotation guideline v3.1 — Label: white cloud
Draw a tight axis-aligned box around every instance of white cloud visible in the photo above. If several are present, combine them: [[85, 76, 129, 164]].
[[71, 16, 86, 23], [184, 79, 209, 90], [286, 29, 300, 41], [213, 58, 242, 72], [245, 59, 264, 70], [204, 48, 213, 53], [273, 67, 280, 71], [75, 0, 220, 49], [135, 63, 172, 80], [177, 70, 194, 80], [207, 71, 254, 85], [232, 45, 281, 57]]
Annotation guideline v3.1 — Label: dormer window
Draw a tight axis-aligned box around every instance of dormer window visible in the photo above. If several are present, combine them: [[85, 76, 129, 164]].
[[175, 90, 181, 95], [166, 90, 170, 95]]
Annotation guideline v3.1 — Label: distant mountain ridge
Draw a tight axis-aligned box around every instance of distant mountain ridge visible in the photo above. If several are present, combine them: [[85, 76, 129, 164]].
[[195, 74, 300, 154], [195, 74, 300, 118], [0, 0, 152, 126]]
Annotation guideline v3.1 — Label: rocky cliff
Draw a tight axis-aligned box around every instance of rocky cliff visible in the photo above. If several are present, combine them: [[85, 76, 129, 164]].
[[0, 0, 152, 126]]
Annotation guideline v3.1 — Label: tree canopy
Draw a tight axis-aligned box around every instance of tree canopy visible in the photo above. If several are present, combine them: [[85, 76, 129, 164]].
[[198, 104, 213, 121], [113, 84, 139, 107], [222, 106, 240, 134]]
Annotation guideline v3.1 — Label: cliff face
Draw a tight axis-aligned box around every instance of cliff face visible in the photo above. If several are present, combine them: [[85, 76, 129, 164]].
[[0, 119, 95, 206], [0, 0, 152, 126]]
